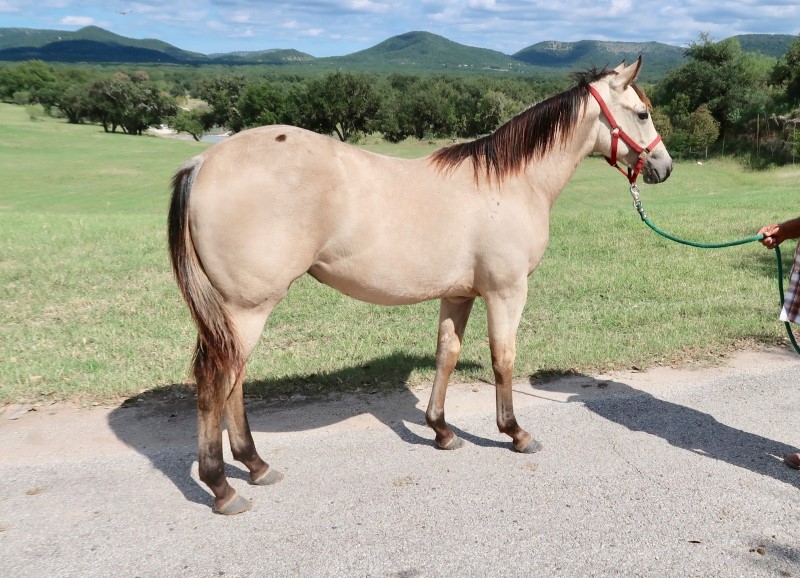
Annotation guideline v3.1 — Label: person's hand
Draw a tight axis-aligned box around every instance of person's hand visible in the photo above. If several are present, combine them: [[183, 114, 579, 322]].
[[758, 224, 782, 249]]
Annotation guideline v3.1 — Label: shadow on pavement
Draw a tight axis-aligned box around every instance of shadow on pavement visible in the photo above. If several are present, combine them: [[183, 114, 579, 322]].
[[107, 356, 800, 508], [107, 353, 493, 507], [528, 373, 800, 489]]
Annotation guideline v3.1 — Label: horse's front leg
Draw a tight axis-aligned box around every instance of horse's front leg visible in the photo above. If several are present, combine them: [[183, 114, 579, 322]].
[[426, 297, 475, 449], [484, 284, 543, 454]]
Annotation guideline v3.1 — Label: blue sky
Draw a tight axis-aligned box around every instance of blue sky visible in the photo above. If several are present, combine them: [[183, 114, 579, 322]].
[[1, 1, 798, 57]]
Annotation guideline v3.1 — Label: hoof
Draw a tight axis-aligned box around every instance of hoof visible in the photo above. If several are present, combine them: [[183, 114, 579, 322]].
[[435, 435, 464, 450], [251, 466, 284, 486], [514, 438, 543, 454], [213, 492, 252, 515]]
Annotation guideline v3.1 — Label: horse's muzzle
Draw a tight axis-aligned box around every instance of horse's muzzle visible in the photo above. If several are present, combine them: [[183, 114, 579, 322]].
[[642, 154, 673, 184]]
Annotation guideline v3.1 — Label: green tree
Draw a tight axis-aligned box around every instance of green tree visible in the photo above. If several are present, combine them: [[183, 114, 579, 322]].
[[170, 109, 206, 141], [85, 72, 176, 135], [0, 60, 56, 103], [651, 107, 674, 143], [655, 33, 770, 138], [195, 75, 247, 132], [378, 76, 459, 141], [687, 105, 720, 157], [238, 80, 290, 129], [36, 68, 97, 123], [295, 72, 380, 142], [771, 35, 800, 105]]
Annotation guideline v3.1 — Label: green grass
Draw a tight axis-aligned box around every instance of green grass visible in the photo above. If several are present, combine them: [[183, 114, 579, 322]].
[[1, 103, 797, 404]]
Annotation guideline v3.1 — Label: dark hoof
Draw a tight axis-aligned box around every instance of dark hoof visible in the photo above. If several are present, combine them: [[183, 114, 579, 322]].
[[514, 438, 543, 454], [435, 435, 464, 450], [251, 466, 284, 486], [213, 492, 252, 515], [785, 453, 800, 470]]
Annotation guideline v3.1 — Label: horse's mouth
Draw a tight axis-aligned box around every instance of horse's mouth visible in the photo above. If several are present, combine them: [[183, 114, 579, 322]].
[[642, 160, 673, 184]]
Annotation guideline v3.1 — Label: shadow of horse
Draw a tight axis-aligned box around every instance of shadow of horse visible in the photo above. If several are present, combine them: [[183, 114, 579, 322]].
[[528, 373, 800, 489], [108, 356, 799, 507], [107, 353, 495, 506]]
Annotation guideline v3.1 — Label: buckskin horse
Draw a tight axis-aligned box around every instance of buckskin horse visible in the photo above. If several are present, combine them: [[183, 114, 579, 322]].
[[168, 58, 673, 514]]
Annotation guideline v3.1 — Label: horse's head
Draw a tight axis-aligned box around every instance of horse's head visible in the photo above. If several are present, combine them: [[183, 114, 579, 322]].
[[589, 58, 673, 185]]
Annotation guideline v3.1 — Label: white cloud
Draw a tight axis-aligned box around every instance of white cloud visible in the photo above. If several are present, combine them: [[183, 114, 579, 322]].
[[468, 0, 496, 9], [347, 0, 391, 13], [228, 11, 252, 24], [60, 15, 95, 26]]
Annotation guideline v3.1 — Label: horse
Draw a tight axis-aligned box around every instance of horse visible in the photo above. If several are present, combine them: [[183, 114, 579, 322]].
[[168, 58, 673, 514]]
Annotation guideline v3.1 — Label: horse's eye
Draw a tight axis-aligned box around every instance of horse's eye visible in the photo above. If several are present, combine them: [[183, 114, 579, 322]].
[[638, 111, 649, 120]]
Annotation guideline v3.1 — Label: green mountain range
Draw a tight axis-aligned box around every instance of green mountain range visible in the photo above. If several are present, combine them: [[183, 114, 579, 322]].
[[0, 26, 795, 79]]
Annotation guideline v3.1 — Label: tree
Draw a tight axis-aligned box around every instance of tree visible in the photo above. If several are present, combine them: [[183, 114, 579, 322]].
[[194, 75, 247, 133], [85, 72, 176, 135], [170, 109, 206, 141], [376, 76, 460, 141], [238, 80, 290, 129], [771, 35, 800, 105], [655, 33, 770, 138], [0, 60, 56, 103], [36, 68, 97, 123], [471, 90, 524, 136], [687, 105, 720, 157], [295, 72, 380, 142]]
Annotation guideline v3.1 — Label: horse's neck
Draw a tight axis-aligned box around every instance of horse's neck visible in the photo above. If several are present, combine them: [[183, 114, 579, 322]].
[[522, 108, 598, 208]]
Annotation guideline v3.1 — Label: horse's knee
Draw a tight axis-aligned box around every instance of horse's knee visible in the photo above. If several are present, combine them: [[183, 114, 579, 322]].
[[491, 346, 516, 375]]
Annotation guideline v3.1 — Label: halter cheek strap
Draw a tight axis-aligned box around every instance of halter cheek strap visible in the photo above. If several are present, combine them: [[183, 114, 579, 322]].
[[587, 85, 662, 185]]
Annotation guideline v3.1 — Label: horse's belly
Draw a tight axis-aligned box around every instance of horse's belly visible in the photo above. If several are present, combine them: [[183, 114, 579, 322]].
[[308, 259, 476, 306]]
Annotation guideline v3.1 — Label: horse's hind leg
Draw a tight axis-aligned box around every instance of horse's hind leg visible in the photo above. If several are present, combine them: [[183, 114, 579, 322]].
[[426, 297, 475, 449], [197, 370, 247, 515], [224, 377, 284, 486], [198, 303, 280, 515]]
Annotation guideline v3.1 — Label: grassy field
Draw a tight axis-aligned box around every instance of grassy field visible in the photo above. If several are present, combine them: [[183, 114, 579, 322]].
[[1, 103, 797, 405]]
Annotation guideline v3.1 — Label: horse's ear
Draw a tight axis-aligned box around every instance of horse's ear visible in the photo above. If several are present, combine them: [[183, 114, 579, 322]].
[[611, 56, 642, 90]]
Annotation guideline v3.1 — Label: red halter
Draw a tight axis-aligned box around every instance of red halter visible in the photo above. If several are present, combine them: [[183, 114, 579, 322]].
[[588, 84, 662, 185]]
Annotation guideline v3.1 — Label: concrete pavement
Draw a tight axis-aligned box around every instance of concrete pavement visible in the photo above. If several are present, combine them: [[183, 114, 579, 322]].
[[1, 348, 799, 577]]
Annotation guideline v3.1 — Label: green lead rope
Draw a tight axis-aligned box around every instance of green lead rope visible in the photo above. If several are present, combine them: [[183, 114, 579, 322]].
[[629, 185, 800, 355]]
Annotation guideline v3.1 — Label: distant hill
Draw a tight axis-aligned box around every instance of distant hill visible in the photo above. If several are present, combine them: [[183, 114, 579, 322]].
[[0, 25, 795, 80], [325, 31, 527, 72], [0, 25, 204, 61], [0, 26, 316, 65], [513, 40, 686, 81], [730, 34, 796, 58], [206, 48, 314, 64], [0, 39, 185, 64]]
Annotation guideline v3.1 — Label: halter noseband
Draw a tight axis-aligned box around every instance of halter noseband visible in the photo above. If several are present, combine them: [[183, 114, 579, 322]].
[[588, 84, 662, 186]]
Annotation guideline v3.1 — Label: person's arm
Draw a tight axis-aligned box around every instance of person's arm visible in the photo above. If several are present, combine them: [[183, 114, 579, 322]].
[[758, 217, 800, 248]]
